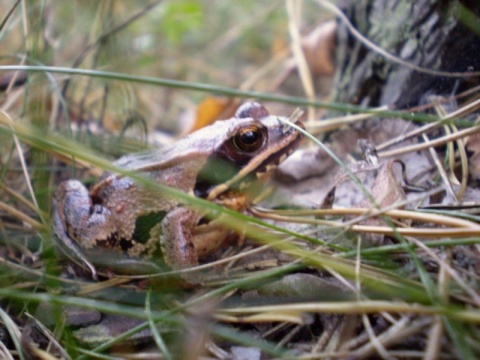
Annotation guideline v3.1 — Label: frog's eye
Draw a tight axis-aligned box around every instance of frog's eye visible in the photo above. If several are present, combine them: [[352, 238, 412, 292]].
[[233, 125, 266, 153]]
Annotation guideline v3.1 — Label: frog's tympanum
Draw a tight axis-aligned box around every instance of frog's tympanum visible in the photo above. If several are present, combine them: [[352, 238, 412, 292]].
[[52, 102, 303, 277]]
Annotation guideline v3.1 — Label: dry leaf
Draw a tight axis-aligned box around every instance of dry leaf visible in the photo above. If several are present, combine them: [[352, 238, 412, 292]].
[[333, 156, 407, 246], [284, 20, 336, 78], [357, 160, 406, 210], [191, 96, 238, 132], [300, 20, 337, 77]]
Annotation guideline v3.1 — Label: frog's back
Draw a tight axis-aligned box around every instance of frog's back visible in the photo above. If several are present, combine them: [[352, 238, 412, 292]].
[[113, 119, 234, 172]]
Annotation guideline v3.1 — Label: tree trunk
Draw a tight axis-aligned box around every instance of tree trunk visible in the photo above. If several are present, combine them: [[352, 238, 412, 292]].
[[330, 0, 480, 111]]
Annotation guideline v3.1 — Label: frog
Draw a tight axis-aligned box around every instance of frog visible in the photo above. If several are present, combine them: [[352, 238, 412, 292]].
[[52, 102, 304, 278]]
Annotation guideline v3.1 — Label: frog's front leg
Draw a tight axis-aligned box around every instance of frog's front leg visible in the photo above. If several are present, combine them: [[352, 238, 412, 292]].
[[52, 180, 117, 277], [159, 207, 201, 272], [160, 208, 231, 277]]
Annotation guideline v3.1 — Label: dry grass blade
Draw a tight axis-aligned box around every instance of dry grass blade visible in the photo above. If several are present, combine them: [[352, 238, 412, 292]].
[[0, 308, 23, 360], [0, 201, 44, 231], [378, 122, 480, 158], [377, 95, 480, 151], [253, 207, 480, 236], [308, 106, 389, 134], [0, 111, 41, 215], [218, 301, 480, 323], [286, 0, 316, 123], [0, 0, 19, 32]]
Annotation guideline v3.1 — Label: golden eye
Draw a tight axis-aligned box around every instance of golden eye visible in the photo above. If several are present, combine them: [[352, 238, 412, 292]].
[[233, 125, 265, 153]]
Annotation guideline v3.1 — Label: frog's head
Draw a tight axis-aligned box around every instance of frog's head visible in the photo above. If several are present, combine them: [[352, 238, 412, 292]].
[[194, 102, 304, 201]]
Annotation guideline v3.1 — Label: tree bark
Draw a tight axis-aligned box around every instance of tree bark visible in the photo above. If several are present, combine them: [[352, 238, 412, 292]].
[[330, 0, 480, 111]]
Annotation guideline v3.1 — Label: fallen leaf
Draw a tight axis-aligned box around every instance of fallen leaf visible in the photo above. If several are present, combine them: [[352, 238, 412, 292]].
[[300, 20, 337, 77], [284, 20, 336, 78], [191, 96, 238, 132]]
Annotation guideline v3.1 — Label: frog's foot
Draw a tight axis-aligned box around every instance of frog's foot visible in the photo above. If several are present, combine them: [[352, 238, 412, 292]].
[[52, 203, 98, 280], [53, 180, 117, 279], [52, 206, 98, 280], [191, 215, 231, 257]]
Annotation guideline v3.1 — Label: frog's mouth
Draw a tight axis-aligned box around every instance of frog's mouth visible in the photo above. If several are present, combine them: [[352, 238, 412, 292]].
[[252, 140, 300, 179]]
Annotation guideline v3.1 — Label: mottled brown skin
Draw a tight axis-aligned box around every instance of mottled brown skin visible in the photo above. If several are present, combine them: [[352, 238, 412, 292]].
[[52, 102, 303, 277]]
